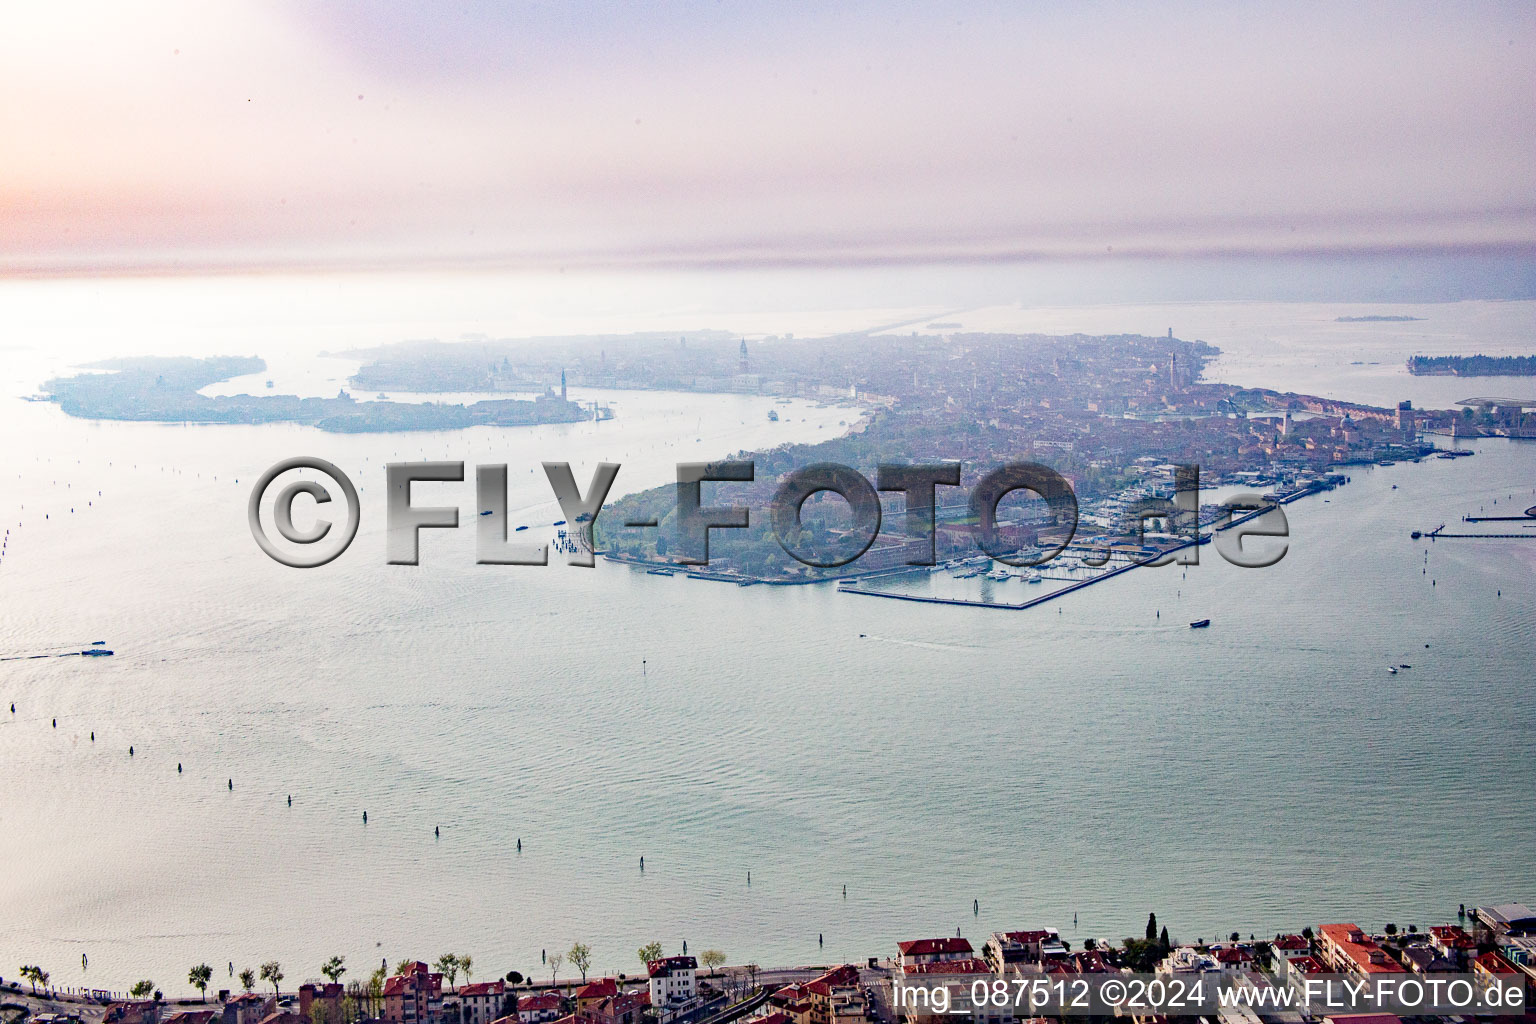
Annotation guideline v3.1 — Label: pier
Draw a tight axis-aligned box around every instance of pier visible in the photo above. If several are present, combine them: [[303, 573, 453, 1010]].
[[838, 489, 1299, 611]]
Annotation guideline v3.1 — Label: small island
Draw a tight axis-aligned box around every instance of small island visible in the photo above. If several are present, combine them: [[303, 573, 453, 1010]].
[[1407, 354, 1536, 376], [43, 356, 601, 432]]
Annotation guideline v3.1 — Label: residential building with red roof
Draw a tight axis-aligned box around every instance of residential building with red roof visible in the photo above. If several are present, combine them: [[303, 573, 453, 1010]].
[[1277, 953, 1328, 995], [897, 938, 974, 971], [900, 957, 991, 978], [221, 992, 271, 1024], [583, 990, 647, 1024], [1271, 934, 1311, 963], [1213, 947, 1255, 970], [574, 979, 618, 1013], [1429, 925, 1477, 966], [515, 994, 564, 1024], [1473, 950, 1522, 988], [459, 981, 508, 1024], [164, 1012, 216, 1024], [800, 965, 865, 1024], [384, 962, 444, 1024], [1068, 950, 1111, 974], [768, 984, 813, 1024], [1316, 925, 1406, 976], [647, 957, 699, 1024]]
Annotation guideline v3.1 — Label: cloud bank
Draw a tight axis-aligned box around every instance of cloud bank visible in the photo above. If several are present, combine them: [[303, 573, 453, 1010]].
[[3, 1, 1533, 274]]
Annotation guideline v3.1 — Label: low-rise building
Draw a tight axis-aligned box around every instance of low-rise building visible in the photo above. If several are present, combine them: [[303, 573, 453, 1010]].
[[459, 981, 508, 1024], [1212, 947, 1255, 972], [1398, 944, 1455, 974], [574, 980, 618, 1015], [1156, 948, 1223, 975], [1428, 925, 1476, 965], [981, 931, 1058, 974], [583, 990, 646, 1024], [515, 994, 564, 1024], [223, 995, 271, 1024], [299, 984, 344, 1024], [1270, 935, 1311, 965], [897, 939, 974, 972], [1474, 903, 1536, 937]]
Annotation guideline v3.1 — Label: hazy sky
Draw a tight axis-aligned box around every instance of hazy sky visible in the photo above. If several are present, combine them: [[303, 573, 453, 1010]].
[[3, 1, 1533, 274]]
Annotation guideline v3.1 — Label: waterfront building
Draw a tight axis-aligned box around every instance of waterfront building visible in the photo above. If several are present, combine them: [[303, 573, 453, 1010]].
[[458, 981, 508, 1024], [1428, 924, 1476, 966], [1270, 935, 1311, 966], [1155, 948, 1223, 975], [514, 994, 563, 1024], [1315, 925, 1406, 976], [574, 979, 618, 1014], [1474, 902, 1536, 936], [384, 963, 445, 1024], [896, 938, 973, 971], [982, 930, 1058, 973], [646, 956, 698, 1023]]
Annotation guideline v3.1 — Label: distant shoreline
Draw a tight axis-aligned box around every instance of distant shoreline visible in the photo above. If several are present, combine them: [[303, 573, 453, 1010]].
[[1407, 354, 1536, 377]]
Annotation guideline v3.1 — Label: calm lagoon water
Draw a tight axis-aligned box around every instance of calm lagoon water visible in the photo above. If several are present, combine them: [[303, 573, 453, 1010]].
[[1, 277, 1532, 992]]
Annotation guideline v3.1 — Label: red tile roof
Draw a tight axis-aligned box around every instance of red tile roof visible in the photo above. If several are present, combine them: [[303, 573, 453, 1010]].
[[901, 957, 991, 976], [898, 938, 973, 957], [576, 980, 617, 1001], [519, 994, 563, 1013], [1475, 951, 1520, 974], [1319, 924, 1406, 974], [647, 957, 696, 977], [165, 1013, 217, 1024], [461, 982, 505, 997], [1273, 935, 1309, 951], [1430, 925, 1476, 950]]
